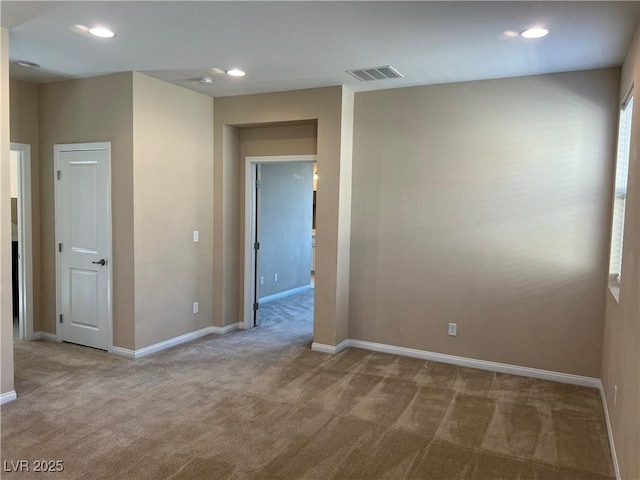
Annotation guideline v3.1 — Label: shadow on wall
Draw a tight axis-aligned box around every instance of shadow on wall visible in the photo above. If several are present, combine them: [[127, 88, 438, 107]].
[[348, 68, 620, 377]]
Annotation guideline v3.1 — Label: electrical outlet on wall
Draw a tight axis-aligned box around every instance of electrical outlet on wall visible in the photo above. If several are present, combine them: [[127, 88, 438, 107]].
[[193, 302, 199, 314], [614, 385, 618, 408], [260, 276, 264, 285], [448, 323, 457, 336]]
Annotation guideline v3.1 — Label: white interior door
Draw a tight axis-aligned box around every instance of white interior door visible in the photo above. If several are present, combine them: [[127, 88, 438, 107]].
[[55, 143, 112, 350]]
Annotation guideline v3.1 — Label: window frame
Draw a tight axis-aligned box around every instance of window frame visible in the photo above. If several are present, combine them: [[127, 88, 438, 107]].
[[608, 89, 634, 300]]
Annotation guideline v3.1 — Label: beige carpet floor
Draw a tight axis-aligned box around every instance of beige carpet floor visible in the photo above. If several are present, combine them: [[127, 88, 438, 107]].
[[1, 289, 614, 479]]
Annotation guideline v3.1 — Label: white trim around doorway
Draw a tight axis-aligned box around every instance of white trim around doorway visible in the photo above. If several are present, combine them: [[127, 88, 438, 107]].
[[243, 154, 317, 330], [10, 143, 34, 341]]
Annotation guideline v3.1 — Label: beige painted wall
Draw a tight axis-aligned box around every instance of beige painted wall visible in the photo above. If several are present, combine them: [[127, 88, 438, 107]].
[[350, 68, 620, 377], [214, 87, 353, 345], [10, 197, 17, 224], [10, 153, 17, 199], [38, 73, 135, 349], [239, 123, 317, 158], [220, 125, 241, 329], [336, 88, 354, 343], [601, 23, 640, 480], [132, 73, 214, 349], [9, 79, 41, 332], [1, 27, 15, 397]]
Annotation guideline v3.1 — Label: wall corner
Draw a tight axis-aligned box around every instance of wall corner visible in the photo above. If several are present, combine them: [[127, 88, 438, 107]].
[[1, 27, 16, 397]]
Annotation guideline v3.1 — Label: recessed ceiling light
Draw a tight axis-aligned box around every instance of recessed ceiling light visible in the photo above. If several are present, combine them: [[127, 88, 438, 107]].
[[199, 76, 214, 85], [15, 60, 41, 69], [226, 69, 246, 77], [88, 27, 116, 38], [520, 27, 550, 39]]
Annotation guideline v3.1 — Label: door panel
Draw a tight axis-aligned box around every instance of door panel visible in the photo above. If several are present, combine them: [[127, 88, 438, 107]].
[[56, 144, 111, 350], [69, 268, 99, 329], [69, 164, 99, 252]]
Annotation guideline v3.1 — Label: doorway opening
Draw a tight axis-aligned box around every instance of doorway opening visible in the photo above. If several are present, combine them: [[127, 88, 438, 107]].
[[9, 143, 34, 341], [244, 155, 317, 332]]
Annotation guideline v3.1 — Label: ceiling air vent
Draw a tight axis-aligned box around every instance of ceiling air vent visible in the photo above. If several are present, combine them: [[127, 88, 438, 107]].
[[346, 65, 404, 82]]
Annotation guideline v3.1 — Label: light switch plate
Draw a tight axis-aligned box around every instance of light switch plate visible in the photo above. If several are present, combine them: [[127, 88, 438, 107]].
[[193, 230, 199, 242]]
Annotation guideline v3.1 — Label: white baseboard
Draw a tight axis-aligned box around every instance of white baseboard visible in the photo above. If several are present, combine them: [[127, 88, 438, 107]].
[[259, 284, 312, 304], [211, 322, 240, 334], [32, 331, 57, 342], [312, 338, 600, 388], [0, 390, 17, 405], [311, 339, 350, 354], [112, 326, 216, 359], [111, 346, 135, 358], [599, 381, 621, 480], [348, 339, 601, 388]]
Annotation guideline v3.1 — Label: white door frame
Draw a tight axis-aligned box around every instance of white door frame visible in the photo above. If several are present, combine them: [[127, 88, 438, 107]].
[[9, 143, 34, 340], [243, 154, 317, 330], [54, 142, 114, 352]]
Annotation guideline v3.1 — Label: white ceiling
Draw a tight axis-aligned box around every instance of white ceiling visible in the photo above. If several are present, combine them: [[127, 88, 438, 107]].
[[2, 1, 639, 98]]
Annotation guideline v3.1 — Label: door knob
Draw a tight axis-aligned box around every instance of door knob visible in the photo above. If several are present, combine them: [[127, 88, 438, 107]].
[[92, 259, 106, 266]]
